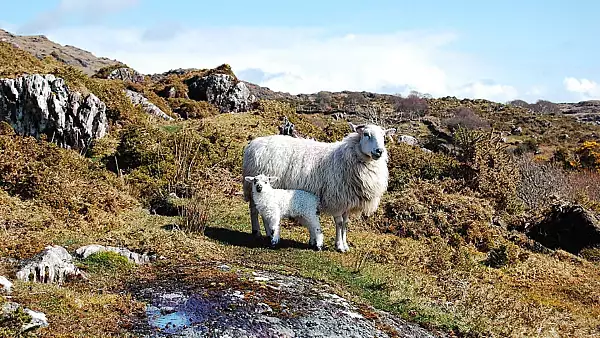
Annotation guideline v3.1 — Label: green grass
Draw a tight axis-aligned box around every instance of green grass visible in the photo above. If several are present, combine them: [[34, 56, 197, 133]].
[[79, 251, 135, 274]]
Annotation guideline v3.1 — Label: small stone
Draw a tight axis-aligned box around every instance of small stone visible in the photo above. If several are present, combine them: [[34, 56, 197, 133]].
[[218, 264, 231, 272], [0, 276, 12, 294], [255, 302, 273, 314], [22, 308, 49, 332], [397, 135, 419, 146]]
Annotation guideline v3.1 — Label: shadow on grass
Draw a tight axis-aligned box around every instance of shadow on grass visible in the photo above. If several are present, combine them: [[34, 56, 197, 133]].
[[203, 226, 311, 250]]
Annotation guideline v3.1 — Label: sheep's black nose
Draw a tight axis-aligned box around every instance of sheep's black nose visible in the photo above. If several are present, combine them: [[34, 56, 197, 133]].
[[373, 148, 383, 156], [256, 185, 262, 192]]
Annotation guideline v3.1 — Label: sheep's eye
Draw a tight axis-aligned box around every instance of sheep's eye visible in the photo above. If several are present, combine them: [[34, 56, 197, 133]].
[[363, 132, 370, 138]]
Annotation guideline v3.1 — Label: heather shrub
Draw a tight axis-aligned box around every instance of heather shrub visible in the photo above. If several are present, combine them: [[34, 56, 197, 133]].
[[387, 142, 460, 191], [379, 179, 498, 251], [0, 133, 135, 215]]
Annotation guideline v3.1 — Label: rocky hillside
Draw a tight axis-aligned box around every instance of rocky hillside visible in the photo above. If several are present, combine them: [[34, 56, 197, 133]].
[[0, 29, 121, 75], [0, 30, 599, 338]]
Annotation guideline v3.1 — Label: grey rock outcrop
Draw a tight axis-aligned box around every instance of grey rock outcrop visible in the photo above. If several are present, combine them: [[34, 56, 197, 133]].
[[108, 67, 145, 83], [0, 74, 108, 149], [187, 73, 255, 113], [136, 266, 440, 338], [125, 89, 174, 121], [16, 245, 84, 285], [74, 244, 154, 264]]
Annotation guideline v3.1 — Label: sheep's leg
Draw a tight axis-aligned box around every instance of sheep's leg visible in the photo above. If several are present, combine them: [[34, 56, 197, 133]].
[[249, 198, 261, 238], [341, 212, 350, 252], [334, 215, 348, 252]]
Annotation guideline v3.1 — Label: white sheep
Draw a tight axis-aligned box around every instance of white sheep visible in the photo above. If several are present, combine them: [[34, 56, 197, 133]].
[[244, 174, 324, 250], [242, 122, 396, 252]]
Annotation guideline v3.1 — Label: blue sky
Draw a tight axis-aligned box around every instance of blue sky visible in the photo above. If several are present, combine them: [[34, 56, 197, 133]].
[[2, 0, 599, 102]]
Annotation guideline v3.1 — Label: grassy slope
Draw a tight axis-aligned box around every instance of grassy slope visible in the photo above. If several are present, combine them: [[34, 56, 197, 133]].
[[1, 42, 600, 338]]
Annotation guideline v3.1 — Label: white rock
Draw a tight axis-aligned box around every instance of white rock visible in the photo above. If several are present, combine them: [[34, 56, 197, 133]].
[[16, 245, 82, 285], [397, 135, 419, 146], [22, 308, 49, 332], [0, 276, 12, 294], [74, 244, 153, 264]]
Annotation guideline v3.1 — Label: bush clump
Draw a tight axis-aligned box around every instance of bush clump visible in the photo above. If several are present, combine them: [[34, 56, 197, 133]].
[[380, 180, 498, 251], [387, 142, 460, 191]]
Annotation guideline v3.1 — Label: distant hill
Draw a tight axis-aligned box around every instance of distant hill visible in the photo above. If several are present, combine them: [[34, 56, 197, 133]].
[[0, 29, 121, 75]]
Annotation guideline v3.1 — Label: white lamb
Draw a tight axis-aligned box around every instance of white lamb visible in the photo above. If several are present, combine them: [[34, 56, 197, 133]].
[[244, 174, 324, 250], [242, 122, 396, 252]]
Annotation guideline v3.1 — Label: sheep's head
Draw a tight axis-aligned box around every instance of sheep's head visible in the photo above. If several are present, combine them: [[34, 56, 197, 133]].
[[245, 174, 278, 193], [349, 123, 396, 160]]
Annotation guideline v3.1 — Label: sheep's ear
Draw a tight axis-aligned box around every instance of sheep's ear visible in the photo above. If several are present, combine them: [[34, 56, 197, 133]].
[[268, 176, 278, 183], [385, 128, 397, 137], [244, 176, 254, 182]]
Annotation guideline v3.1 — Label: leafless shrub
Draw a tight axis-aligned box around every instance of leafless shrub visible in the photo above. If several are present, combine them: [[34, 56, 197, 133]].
[[516, 155, 569, 210], [443, 107, 491, 132], [315, 91, 333, 111], [343, 92, 367, 106], [531, 100, 560, 114], [389, 93, 429, 119], [507, 99, 531, 109]]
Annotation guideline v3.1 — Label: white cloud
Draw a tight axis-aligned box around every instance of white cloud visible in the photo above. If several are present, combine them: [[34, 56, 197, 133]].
[[17, 0, 139, 34], [563, 77, 600, 100], [29, 24, 521, 101]]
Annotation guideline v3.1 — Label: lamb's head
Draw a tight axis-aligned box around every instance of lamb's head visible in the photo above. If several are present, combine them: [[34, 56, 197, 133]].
[[244, 174, 278, 193], [349, 123, 397, 160]]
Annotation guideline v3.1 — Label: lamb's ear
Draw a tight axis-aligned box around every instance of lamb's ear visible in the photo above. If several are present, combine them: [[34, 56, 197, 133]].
[[244, 176, 254, 182], [268, 176, 278, 183], [385, 128, 397, 137], [349, 122, 365, 133]]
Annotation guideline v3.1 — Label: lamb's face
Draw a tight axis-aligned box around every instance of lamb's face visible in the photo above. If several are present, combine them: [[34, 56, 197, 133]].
[[244, 174, 278, 193], [353, 124, 397, 160]]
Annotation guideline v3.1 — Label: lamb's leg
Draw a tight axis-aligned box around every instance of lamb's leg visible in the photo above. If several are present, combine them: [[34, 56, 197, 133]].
[[308, 214, 324, 251], [249, 198, 261, 238], [299, 216, 323, 251], [341, 212, 350, 252], [269, 213, 281, 248], [262, 214, 272, 238], [334, 215, 347, 252]]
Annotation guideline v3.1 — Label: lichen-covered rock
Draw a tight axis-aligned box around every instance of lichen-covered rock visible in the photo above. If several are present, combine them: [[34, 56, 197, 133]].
[[74, 244, 154, 264], [125, 89, 174, 121], [187, 73, 255, 113], [107, 67, 145, 83], [16, 245, 83, 284], [0, 74, 108, 150]]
